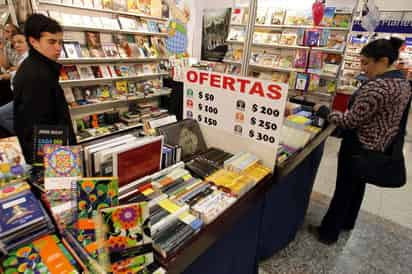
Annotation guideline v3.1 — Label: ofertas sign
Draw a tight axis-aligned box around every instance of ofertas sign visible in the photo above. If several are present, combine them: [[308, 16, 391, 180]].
[[183, 69, 289, 169]]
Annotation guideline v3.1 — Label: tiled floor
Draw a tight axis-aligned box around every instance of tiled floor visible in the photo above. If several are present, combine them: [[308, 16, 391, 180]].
[[259, 194, 412, 274]]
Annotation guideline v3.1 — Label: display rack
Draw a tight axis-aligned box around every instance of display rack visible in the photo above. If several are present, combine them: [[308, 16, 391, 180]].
[[224, 0, 360, 105], [32, 0, 172, 144]]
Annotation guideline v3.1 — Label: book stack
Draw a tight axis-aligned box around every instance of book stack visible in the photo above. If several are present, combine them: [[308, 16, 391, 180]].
[[0, 182, 55, 253], [0, 137, 28, 186], [206, 169, 255, 198], [43, 145, 82, 230], [161, 145, 182, 169], [1, 234, 80, 273]]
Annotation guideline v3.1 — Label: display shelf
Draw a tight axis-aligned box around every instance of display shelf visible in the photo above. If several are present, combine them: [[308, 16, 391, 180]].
[[62, 25, 168, 36], [310, 47, 345, 54], [254, 24, 349, 31], [39, 0, 168, 21], [59, 72, 169, 86], [76, 123, 143, 144], [249, 64, 305, 73], [252, 42, 309, 50], [59, 57, 168, 64], [222, 59, 242, 65]]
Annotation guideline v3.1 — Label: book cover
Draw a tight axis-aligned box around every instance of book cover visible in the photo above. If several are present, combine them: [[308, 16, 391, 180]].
[[319, 29, 330, 47], [86, 32, 104, 57], [113, 34, 132, 57], [96, 203, 153, 272], [0, 190, 45, 237], [118, 16, 137, 30], [147, 21, 160, 33], [327, 32, 345, 50], [231, 8, 245, 25], [33, 125, 69, 164], [99, 65, 112, 78], [64, 65, 81, 80], [90, 65, 103, 78], [272, 71, 290, 84], [161, 0, 169, 18], [269, 8, 285, 25], [308, 74, 320, 92], [333, 14, 351, 28], [1, 234, 79, 274], [63, 41, 82, 58], [280, 31, 298, 45], [102, 43, 120, 57], [308, 51, 324, 70], [295, 72, 309, 91], [80, 45, 91, 57], [43, 145, 82, 178], [278, 50, 295, 68], [294, 49, 308, 68], [321, 7, 336, 26], [304, 30, 321, 46], [77, 65, 95, 79], [115, 80, 128, 95], [127, 0, 139, 12], [0, 137, 26, 183], [255, 8, 267, 25]]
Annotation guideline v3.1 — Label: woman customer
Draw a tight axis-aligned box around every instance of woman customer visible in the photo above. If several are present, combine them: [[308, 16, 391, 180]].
[[313, 37, 412, 245], [0, 28, 29, 135]]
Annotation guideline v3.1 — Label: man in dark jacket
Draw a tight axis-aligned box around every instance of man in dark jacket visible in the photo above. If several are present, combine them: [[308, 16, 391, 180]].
[[13, 14, 76, 163]]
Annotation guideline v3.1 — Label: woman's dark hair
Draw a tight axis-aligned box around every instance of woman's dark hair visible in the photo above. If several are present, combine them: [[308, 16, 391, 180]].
[[24, 14, 62, 45], [360, 37, 404, 65]]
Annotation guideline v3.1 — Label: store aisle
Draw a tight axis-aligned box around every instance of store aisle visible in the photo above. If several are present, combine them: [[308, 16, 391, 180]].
[[258, 195, 412, 274], [313, 135, 412, 229]]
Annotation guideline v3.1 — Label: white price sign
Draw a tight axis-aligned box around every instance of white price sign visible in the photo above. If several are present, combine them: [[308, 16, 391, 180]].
[[183, 69, 288, 168]]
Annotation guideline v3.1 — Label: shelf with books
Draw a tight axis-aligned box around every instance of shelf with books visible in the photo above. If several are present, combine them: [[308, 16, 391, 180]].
[[249, 64, 305, 74], [69, 94, 145, 111], [252, 42, 310, 50], [59, 57, 168, 64], [59, 72, 169, 87], [62, 25, 168, 37], [230, 23, 247, 28], [255, 24, 349, 31], [310, 47, 344, 54], [76, 123, 143, 144], [39, 1, 168, 22], [226, 40, 244, 45]]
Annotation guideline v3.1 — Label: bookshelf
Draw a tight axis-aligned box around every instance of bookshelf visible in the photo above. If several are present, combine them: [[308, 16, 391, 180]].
[[33, 0, 172, 143], [224, 2, 360, 105]]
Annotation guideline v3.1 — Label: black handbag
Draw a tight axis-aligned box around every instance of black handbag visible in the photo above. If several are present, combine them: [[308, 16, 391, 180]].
[[350, 96, 411, 188]]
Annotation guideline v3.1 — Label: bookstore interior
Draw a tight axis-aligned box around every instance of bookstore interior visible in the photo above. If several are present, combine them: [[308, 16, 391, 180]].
[[0, 0, 411, 273]]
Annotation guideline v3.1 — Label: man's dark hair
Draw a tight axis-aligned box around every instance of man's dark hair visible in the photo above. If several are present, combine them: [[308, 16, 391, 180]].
[[11, 25, 25, 37], [24, 14, 62, 46], [360, 37, 404, 65]]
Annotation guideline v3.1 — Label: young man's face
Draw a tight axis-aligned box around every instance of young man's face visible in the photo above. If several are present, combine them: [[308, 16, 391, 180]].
[[12, 34, 28, 55], [30, 32, 63, 61]]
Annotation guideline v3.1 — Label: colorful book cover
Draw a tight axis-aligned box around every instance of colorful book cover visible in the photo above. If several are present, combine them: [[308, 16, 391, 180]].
[[102, 0, 114, 9], [308, 51, 324, 69], [231, 8, 246, 25], [64, 65, 81, 80], [319, 29, 330, 47], [321, 7, 336, 26], [327, 32, 345, 50], [295, 73, 309, 91], [127, 0, 139, 12], [43, 145, 82, 178], [96, 203, 153, 272], [280, 31, 297, 45], [32, 125, 69, 164], [115, 80, 129, 95], [1, 234, 79, 274], [304, 30, 321, 46], [0, 190, 45, 237], [0, 182, 30, 200], [76, 177, 118, 257], [86, 32, 104, 57], [0, 137, 27, 184], [294, 49, 308, 68], [308, 74, 320, 92], [333, 14, 351, 28], [269, 8, 285, 25]]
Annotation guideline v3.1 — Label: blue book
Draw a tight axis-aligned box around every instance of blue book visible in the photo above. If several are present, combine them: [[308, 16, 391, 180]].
[[0, 190, 46, 238]]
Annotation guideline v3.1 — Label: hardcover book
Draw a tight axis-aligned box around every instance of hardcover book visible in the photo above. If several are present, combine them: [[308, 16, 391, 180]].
[[321, 7, 336, 26], [86, 32, 105, 57], [1, 234, 79, 274], [63, 41, 82, 58], [77, 65, 95, 79], [96, 203, 153, 272], [43, 145, 82, 178], [32, 125, 69, 164], [0, 190, 46, 238]]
